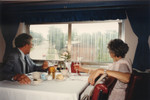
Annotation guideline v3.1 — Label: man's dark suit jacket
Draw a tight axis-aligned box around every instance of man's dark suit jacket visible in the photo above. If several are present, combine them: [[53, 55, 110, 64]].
[[2, 48, 45, 80]]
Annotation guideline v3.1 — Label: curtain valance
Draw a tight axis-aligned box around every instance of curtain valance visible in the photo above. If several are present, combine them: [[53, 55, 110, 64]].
[[19, 9, 126, 24]]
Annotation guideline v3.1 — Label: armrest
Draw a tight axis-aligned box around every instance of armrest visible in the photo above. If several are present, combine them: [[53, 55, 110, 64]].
[[92, 76, 117, 100]]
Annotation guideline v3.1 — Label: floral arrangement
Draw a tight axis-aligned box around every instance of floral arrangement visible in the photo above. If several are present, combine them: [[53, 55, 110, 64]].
[[61, 50, 71, 61]]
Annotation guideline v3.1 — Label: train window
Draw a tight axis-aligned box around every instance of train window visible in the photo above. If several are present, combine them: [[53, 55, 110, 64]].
[[30, 24, 68, 60], [71, 22, 119, 63], [30, 20, 122, 63]]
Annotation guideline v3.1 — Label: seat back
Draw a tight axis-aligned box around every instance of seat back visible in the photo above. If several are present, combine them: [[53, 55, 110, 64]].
[[92, 69, 150, 100], [125, 69, 149, 100], [92, 76, 117, 100], [125, 70, 142, 100]]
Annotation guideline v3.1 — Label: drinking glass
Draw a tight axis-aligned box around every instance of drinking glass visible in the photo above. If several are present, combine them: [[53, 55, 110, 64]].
[[53, 60, 58, 71], [74, 60, 81, 76]]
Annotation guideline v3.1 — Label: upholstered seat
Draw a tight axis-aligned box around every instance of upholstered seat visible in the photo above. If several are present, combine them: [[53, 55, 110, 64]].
[[92, 76, 117, 100], [125, 69, 149, 100], [91, 69, 150, 100]]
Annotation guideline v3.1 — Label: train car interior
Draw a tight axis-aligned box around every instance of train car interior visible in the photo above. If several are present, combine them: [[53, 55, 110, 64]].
[[0, 0, 149, 100]]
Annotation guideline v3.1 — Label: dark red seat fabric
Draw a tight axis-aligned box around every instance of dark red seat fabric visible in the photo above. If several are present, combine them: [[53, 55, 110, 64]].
[[92, 76, 117, 100]]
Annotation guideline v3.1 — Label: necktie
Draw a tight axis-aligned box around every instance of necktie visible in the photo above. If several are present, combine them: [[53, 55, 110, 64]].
[[24, 55, 29, 73]]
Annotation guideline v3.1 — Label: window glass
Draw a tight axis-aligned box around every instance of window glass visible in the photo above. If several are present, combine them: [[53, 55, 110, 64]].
[[30, 21, 119, 63], [30, 24, 68, 60], [71, 22, 118, 63]]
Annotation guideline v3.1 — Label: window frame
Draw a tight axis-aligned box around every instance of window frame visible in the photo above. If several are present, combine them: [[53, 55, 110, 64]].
[[28, 20, 124, 66]]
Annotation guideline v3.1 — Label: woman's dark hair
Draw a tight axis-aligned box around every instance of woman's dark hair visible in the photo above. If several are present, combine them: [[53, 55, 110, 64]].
[[107, 39, 129, 58], [15, 33, 32, 48]]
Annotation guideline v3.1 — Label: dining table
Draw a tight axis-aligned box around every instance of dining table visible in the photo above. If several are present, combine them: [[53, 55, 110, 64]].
[[0, 72, 89, 100]]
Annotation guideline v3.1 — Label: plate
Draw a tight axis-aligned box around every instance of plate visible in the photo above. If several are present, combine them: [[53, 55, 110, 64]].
[[55, 77, 66, 81], [31, 79, 43, 85]]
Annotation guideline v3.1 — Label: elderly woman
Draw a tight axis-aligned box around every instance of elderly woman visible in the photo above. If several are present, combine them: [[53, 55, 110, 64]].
[[74, 39, 132, 100]]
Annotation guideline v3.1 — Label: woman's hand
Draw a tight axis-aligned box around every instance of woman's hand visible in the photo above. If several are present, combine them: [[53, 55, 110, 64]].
[[74, 64, 83, 72], [88, 69, 103, 85]]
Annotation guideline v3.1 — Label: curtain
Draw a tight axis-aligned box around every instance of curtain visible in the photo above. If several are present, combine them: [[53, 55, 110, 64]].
[[20, 9, 126, 24], [2, 1, 129, 24], [127, 7, 150, 71], [12, 22, 26, 48], [3, 1, 149, 25], [1, 19, 20, 59]]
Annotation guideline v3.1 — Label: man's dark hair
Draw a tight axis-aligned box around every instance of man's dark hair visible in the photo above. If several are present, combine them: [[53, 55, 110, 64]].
[[107, 39, 129, 58], [15, 33, 33, 48]]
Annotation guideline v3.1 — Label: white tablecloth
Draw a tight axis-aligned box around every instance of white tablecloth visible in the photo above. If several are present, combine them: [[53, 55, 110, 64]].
[[0, 73, 89, 100]]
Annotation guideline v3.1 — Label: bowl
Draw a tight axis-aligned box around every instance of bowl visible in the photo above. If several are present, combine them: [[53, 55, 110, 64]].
[[32, 72, 41, 79]]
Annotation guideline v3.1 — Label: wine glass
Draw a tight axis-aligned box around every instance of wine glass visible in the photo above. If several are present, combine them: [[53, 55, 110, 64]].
[[53, 60, 58, 72]]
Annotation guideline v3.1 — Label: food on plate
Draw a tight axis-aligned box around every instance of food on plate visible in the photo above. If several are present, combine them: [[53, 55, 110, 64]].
[[56, 74, 64, 80]]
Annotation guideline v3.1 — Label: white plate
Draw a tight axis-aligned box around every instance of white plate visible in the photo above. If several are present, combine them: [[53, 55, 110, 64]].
[[31, 79, 43, 85]]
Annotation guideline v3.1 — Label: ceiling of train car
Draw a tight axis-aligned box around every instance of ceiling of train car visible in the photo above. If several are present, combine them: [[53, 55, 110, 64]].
[[0, 0, 148, 4]]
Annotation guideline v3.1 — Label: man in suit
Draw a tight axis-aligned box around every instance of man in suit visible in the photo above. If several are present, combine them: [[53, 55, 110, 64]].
[[2, 33, 48, 84]]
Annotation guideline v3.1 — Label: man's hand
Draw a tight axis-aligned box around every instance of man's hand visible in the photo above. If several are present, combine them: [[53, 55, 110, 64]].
[[13, 74, 31, 85], [42, 61, 49, 70]]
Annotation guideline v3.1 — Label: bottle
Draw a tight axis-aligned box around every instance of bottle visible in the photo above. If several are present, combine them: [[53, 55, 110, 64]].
[[52, 72, 55, 79], [50, 67, 56, 79]]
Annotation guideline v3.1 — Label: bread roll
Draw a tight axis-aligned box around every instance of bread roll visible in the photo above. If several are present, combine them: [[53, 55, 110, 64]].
[[56, 74, 64, 80]]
